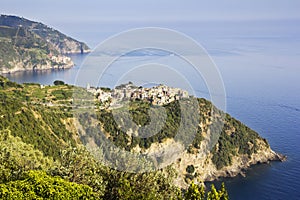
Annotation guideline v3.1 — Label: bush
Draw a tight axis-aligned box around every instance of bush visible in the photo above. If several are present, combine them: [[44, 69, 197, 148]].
[[0, 171, 97, 199], [53, 80, 65, 85], [186, 165, 195, 174]]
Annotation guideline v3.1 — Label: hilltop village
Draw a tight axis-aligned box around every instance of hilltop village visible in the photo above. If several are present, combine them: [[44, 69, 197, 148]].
[[87, 82, 189, 107]]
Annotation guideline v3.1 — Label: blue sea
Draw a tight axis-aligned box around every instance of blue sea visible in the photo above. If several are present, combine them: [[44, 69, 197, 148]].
[[3, 19, 300, 199]]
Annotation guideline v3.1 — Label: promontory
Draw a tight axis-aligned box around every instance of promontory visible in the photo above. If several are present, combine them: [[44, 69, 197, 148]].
[[0, 15, 90, 74]]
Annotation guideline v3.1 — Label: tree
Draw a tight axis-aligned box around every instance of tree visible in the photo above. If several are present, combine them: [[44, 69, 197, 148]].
[[207, 184, 220, 200], [50, 146, 106, 197], [102, 169, 181, 200], [53, 80, 65, 85], [0, 129, 53, 183], [184, 181, 205, 200], [186, 165, 195, 174], [218, 182, 229, 200]]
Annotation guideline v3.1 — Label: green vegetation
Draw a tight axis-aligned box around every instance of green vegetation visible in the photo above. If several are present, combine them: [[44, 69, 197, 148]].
[[211, 114, 266, 169], [0, 171, 97, 199], [91, 99, 200, 151], [0, 76, 275, 198], [96, 100, 183, 150], [0, 15, 90, 54], [186, 165, 195, 174], [0, 25, 57, 70], [0, 129, 53, 183], [184, 182, 229, 200], [53, 80, 65, 86], [0, 78, 76, 160], [100, 87, 111, 92], [0, 15, 90, 73]]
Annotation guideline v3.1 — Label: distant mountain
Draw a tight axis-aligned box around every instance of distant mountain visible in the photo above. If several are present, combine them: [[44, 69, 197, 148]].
[[0, 15, 90, 73], [0, 15, 90, 54]]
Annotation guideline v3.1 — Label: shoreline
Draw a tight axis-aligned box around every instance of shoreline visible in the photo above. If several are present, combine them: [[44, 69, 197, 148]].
[[172, 144, 286, 188], [0, 52, 91, 75], [0, 63, 74, 75], [204, 152, 287, 186], [203, 150, 286, 182]]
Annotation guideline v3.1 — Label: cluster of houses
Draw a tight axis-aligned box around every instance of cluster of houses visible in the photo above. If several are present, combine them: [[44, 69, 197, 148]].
[[50, 55, 72, 64], [87, 82, 189, 107]]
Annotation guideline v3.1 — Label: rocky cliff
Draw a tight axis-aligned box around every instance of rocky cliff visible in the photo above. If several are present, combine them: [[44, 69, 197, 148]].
[[170, 138, 285, 187]]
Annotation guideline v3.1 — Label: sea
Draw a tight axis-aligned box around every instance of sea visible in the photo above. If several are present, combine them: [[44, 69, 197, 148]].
[[3, 19, 300, 199]]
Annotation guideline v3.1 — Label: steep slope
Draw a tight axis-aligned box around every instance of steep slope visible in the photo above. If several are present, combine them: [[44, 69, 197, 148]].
[[0, 15, 90, 73], [0, 15, 90, 54], [0, 76, 78, 159]]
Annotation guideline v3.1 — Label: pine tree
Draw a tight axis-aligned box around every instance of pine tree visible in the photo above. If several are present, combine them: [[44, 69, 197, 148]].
[[199, 183, 206, 199], [207, 184, 220, 200], [219, 182, 229, 200], [184, 181, 205, 200]]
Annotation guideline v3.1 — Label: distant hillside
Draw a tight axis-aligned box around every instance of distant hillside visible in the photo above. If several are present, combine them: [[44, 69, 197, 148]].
[[0, 15, 90, 73], [0, 15, 90, 54]]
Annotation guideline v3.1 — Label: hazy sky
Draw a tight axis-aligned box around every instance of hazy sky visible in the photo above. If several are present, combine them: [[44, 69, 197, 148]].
[[1, 0, 300, 47], [1, 0, 300, 24]]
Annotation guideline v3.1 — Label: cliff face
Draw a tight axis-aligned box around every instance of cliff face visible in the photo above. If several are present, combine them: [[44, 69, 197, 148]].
[[170, 138, 284, 188], [135, 118, 284, 188], [0, 15, 90, 73]]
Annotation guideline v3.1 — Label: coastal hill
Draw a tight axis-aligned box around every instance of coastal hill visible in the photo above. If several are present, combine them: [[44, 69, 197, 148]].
[[85, 82, 286, 186], [0, 15, 90, 73], [0, 76, 285, 195]]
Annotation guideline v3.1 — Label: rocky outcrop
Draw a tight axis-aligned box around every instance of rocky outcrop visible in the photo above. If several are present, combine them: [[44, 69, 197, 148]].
[[194, 146, 283, 182], [155, 138, 286, 188]]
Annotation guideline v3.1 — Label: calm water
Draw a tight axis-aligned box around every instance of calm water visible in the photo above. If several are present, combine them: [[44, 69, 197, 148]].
[[3, 20, 300, 199]]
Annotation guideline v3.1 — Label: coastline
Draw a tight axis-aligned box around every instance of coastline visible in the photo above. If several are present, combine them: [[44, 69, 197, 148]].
[[203, 150, 286, 182], [0, 63, 74, 74], [0, 52, 91, 75], [172, 141, 286, 188]]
